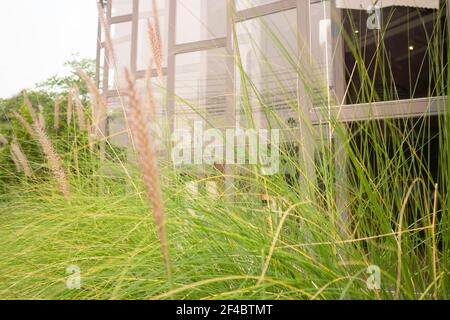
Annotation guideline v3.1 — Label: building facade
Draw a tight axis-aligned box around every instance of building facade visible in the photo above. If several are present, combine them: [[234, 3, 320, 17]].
[[96, 0, 449, 166]]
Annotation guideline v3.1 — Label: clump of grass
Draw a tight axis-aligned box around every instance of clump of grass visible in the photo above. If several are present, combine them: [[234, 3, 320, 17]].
[[0, 2, 448, 301]]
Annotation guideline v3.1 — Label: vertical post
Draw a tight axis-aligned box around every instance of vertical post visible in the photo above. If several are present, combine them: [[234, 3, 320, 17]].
[[224, 0, 237, 195], [131, 0, 140, 75], [95, 17, 102, 88], [331, 4, 351, 238], [100, 0, 112, 161], [166, 0, 177, 157], [102, 0, 112, 97], [296, 0, 316, 196]]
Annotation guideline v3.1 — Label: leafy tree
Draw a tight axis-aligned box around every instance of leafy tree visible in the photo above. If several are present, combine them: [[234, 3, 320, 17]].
[[35, 54, 96, 97]]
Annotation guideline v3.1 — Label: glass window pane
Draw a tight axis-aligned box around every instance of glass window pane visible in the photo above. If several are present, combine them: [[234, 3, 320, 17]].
[[107, 96, 130, 154], [108, 77, 167, 156], [174, 48, 229, 129], [340, 4, 447, 104], [136, 76, 167, 119], [108, 22, 132, 90], [137, 0, 168, 71], [309, 0, 334, 108], [176, 0, 227, 44], [236, 9, 298, 129], [98, 47, 105, 92], [111, 0, 133, 17]]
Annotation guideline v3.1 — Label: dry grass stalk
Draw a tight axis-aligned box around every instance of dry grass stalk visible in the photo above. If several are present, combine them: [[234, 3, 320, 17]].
[[87, 130, 95, 153], [10, 138, 33, 177], [38, 105, 46, 130], [23, 91, 38, 123], [75, 67, 107, 139], [72, 86, 94, 151], [147, 0, 163, 79], [10, 149, 22, 173], [76, 70, 97, 122], [13, 112, 35, 138], [67, 90, 73, 125], [124, 68, 171, 282], [73, 87, 87, 132], [0, 134, 8, 145], [54, 97, 61, 131], [75, 68, 108, 157]]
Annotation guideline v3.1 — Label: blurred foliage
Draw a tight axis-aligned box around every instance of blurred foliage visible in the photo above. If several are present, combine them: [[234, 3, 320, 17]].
[[0, 57, 97, 192]]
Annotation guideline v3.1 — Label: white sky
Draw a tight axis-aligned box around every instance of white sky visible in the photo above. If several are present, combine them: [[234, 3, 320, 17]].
[[0, 0, 98, 98]]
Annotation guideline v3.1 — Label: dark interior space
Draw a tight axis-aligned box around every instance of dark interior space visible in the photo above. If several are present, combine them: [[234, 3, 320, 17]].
[[342, 6, 448, 104], [347, 115, 443, 246]]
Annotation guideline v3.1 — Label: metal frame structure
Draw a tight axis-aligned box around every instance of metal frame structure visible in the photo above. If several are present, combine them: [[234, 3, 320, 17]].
[[96, 0, 449, 127]]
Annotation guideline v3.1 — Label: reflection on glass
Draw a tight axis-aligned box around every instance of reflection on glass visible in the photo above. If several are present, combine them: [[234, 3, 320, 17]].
[[236, 9, 298, 129], [235, 0, 279, 11], [176, 0, 227, 44], [136, 77, 167, 118], [174, 48, 229, 130], [98, 47, 105, 92], [109, 22, 132, 90], [107, 96, 130, 153], [309, 0, 334, 107]]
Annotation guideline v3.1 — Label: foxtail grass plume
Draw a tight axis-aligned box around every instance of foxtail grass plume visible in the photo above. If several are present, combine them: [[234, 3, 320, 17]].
[[0, 134, 8, 146], [38, 105, 46, 130], [148, 0, 163, 79], [23, 91, 38, 123], [54, 97, 61, 131], [18, 94, 70, 198], [32, 121, 70, 198], [72, 86, 94, 151], [13, 112, 35, 138], [73, 87, 87, 132], [10, 149, 22, 173], [10, 138, 33, 177], [124, 68, 171, 283]]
